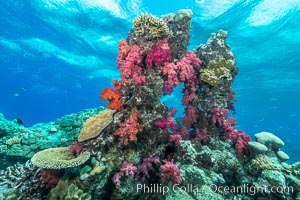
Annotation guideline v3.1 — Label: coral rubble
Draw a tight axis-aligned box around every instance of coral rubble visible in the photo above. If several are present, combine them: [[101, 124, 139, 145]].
[[0, 9, 299, 200]]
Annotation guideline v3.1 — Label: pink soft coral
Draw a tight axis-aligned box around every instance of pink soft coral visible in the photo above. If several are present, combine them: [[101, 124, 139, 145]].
[[160, 160, 182, 185], [182, 105, 197, 128], [112, 162, 137, 188], [115, 112, 143, 145], [137, 156, 160, 180], [195, 128, 210, 144], [117, 40, 146, 86], [235, 130, 251, 157], [68, 141, 83, 156], [145, 38, 172, 67], [162, 51, 201, 89], [177, 52, 201, 82], [169, 134, 182, 144], [154, 107, 177, 134], [211, 107, 229, 126]]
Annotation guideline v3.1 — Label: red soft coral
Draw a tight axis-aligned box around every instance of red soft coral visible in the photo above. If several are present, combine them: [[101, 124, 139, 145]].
[[160, 160, 182, 185], [100, 87, 124, 110], [115, 112, 143, 145], [68, 141, 83, 156], [40, 169, 63, 188]]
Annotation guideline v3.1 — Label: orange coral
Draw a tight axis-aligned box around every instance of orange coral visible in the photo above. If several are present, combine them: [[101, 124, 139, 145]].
[[100, 88, 124, 110], [115, 112, 143, 145]]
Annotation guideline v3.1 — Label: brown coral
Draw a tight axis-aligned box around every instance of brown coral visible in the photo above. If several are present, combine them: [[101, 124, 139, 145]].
[[78, 109, 114, 142], [133, 14, 172, 39]]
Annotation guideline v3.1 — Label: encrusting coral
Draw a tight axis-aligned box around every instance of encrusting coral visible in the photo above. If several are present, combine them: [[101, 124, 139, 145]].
[[5, 136, 21, 146], [78, 109, 114, 142]]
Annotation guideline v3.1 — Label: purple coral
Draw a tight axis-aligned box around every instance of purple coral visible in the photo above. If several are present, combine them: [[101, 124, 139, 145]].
[[112, 162, 137, 188], [137, 156, 160, 180]]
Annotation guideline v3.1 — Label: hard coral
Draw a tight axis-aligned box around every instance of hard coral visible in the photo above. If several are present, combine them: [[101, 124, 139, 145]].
[[31, 147, 90, 169], [78, 109, 114, 142], [200, 58, 234, 86], [133, 14, 172, 39], [115, 112, 143, 145]]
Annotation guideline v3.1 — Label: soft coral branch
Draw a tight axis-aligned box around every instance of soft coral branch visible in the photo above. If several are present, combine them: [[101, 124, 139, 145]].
[[115, 112, 143, 145], [100, 87, 124, 110]]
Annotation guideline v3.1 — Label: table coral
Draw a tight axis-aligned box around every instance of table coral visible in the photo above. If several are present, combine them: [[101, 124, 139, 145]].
[[31, 147, 90, 169]]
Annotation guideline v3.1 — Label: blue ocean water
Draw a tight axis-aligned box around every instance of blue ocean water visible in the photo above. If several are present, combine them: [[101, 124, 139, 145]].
[[0, 0, 299, 163]]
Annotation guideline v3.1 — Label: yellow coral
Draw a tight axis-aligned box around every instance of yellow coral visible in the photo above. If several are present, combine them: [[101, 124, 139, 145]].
[[65, 184, 91, 200], [251, 155, 277, 171], [49, 180, 91, 200], [78, 109, 114, 142], [200, 59, 234, 86], [5, 136, 21, 145], [31, 147, 90, 169], [133, 14, 172, 39]]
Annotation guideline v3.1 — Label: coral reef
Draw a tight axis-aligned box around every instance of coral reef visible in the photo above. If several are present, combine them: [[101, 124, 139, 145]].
[[0, 9, 299, 200], [0, 107, 103, 169]]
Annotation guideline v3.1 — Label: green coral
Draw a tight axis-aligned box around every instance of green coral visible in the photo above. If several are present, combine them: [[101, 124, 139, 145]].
[[49, 179, 91, 200], [133, 14, 172, 39], [200, 59, 234, 86], [65, 184, 91, 200]]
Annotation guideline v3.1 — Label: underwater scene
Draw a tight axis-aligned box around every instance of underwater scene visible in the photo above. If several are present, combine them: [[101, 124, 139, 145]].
[[0, 0, 300, 199]]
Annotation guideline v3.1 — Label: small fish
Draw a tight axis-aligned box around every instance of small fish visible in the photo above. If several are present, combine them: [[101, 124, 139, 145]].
[[21, 87, 27, 92], [13, 93, 20, 97], [15, 118, 23, 125]]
